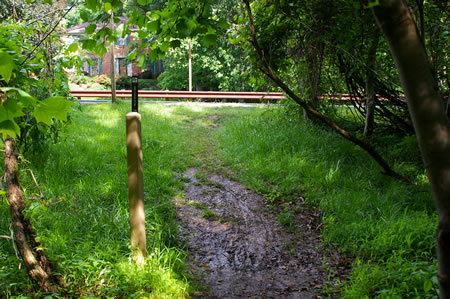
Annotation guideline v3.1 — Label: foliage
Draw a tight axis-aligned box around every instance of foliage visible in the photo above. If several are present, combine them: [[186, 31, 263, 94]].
[[93, 74, 112, 87], [0, 20, 74, 150], [232, 0, 448, 133], [216, 106, 437, 297], [70, 73, 90, 85], [115, 76, 157, 90], [158, 38, 252, 91]]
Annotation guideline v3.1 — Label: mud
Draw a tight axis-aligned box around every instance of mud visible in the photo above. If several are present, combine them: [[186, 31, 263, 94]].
[[175, 168, 337, 298]]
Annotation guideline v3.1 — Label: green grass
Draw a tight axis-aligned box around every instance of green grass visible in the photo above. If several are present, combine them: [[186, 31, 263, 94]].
[[215, 106, 438, 298], [0, 103, 439, 298], [0, 102, 196, 297]]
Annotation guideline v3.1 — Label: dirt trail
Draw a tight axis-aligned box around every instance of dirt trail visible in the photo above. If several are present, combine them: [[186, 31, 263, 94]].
[[176, 167, 332, 298], [174, 113, 347, 298]]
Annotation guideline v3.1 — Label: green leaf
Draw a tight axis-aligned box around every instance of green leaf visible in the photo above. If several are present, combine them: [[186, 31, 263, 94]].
[[2, 98, 25, 119], [0, 87, 37, 107], [0, 120, 20, 139], [80, 10, 89, 21], [0, 52, 15, 83], [202, 34, 217, 46], [148, 49, 158, 62], [147, 20, 160, 32], [104, 2, 112, 11], [217, 18, 230, 30], [127, 48, 137, 60], [160, 41, 169, 53], [137, 53, 146, 67], [137, 0, 149, 5], [85, 24, 97, 35], [86, 0, 99, 10], [424, 279, 432, 292], [67, 43, 79, 53], [34, 97, 74, 126], [364, 0, 380, 9], [82, 39, 97, 51], [0, 101, 23, 123]]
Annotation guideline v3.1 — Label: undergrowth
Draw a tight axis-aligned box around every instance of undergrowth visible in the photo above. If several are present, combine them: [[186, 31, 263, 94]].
[[215, 105, 438, 298]]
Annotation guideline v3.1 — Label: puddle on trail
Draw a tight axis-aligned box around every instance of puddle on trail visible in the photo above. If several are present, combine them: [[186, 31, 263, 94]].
[[175, 168, 333, 298]]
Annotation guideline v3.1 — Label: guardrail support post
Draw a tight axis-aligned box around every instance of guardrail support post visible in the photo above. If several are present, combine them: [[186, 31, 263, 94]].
[[126, 112, 146, 264]]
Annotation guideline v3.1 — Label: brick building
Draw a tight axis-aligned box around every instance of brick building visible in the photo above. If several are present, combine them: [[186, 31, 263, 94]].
[[66, 16, 164, 78]]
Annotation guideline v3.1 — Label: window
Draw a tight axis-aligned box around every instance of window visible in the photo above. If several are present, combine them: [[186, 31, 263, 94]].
[[115, 57, 128, 75]]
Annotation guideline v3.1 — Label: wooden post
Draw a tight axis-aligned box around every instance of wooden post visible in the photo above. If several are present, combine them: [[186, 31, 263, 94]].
[[126, 112, 146, 263]]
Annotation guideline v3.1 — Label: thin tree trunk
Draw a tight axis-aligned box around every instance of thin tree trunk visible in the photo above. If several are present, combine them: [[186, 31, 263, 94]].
[[243, 0, 405, 181], [304, 42, 324, 120], [372, 1, 450, 297], [110, 10, 116, 104], [364, 31, 379, 137], [4, 137, 59, 293]]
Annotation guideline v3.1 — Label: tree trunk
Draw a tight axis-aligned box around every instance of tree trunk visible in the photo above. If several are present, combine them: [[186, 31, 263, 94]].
[[4, 136, 59, 293], [304, 42, 324, 120], [364, 31, 379, 137], [110, 10, 116, 104], [372, 1, 450, 297]]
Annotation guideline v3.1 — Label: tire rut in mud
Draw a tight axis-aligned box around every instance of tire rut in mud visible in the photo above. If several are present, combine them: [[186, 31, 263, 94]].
[[175, 168, 328, 298]]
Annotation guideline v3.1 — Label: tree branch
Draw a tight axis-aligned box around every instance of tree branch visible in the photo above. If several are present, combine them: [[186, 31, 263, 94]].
[[20, 0, 78, 66]]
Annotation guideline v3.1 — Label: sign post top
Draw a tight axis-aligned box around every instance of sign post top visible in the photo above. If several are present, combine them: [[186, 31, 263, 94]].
[[131, 76, 138, 112]]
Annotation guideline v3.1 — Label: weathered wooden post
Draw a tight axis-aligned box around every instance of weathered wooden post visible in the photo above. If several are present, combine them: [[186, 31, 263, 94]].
[[126, 79, 146, 263]]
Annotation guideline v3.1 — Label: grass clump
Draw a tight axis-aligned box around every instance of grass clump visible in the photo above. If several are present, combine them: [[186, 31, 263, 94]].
[[215, 105, 437, 298]]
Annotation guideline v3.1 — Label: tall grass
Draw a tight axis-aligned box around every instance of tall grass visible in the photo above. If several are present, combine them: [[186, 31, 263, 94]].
[[0, 103, 194, 297], [215, 106, 438, 298]]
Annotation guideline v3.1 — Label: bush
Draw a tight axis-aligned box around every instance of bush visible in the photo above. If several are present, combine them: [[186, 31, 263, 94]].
[[93, 74, 111, 87], [116, 75, 131, 90], [139, 70, 154, 79], [116, 76, 159, 90], [140, 79, 159, 90], [70, 73, 90, 85]]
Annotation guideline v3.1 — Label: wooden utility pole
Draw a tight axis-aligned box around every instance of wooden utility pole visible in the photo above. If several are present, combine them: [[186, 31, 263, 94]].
[[110, 10, 116, 104], [188, 39, 192, 92]]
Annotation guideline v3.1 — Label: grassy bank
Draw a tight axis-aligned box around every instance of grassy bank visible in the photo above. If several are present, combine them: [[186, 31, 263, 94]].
[[215, 106, 438, 298]]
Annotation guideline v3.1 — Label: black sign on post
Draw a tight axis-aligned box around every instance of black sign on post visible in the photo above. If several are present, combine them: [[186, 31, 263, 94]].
[[131, 76, 138, 112]]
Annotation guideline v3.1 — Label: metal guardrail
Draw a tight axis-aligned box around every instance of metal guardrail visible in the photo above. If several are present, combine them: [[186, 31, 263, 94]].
[[70, 90, 286, 101]]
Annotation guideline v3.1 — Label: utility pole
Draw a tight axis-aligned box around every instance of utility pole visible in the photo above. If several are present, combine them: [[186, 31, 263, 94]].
[[110, 10, 116, 103], [188, 39, 192, 92]]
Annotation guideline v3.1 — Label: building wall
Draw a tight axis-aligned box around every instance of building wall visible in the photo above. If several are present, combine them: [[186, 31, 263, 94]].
[[80, 34, 163, 78]]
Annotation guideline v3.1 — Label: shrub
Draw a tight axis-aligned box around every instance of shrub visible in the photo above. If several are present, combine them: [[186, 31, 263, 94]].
[[70, 73, 90, 85], [116, 75, 131, 90], [93, 74, 111, 87]]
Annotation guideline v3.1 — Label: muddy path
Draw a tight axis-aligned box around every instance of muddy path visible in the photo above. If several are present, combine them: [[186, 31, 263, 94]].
[[174, 113, 348, 298]]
